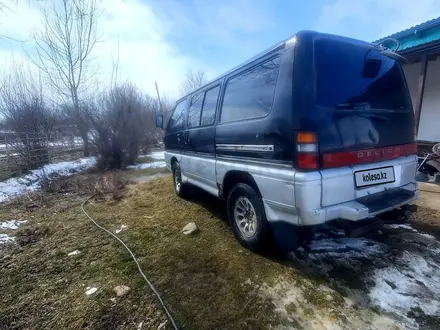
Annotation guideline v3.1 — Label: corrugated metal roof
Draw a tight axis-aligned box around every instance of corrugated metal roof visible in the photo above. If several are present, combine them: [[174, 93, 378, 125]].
[[374, 16, 440, 44]]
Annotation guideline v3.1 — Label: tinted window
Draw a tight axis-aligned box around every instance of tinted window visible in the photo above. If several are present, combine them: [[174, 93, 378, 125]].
[[315, 39, 411, 111], [220, 57, 280, 123], [167, 99, 187, 132], [201, 86, 220, 126], [188, 93, 203, 128]]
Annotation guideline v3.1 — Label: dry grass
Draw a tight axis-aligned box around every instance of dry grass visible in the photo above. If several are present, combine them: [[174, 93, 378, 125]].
[[78, 177, 290, 329], [0, 176, 289, 329], [0, 174, 166, 329], [123, 166, 169, 180], [3, 175, 434, 329], [135, 156, 156, 164]]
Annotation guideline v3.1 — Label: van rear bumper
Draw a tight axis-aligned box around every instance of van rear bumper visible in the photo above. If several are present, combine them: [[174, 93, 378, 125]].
[[294, 155, 419, 226], [301, 184, 419, 225]]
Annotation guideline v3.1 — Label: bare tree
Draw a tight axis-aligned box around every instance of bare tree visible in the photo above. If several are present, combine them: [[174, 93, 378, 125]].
[[0, 65, 55, 134], [0, 0, 21, 41], [179, 69, 207, 96], [0, 0, 16, 15], [31, 0, 101, 157], [1, 1, 44, 42], [0, 65, 57, 170]]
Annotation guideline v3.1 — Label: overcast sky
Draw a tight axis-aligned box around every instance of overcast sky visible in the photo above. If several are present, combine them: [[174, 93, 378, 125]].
[[1, 0, 440, 99]]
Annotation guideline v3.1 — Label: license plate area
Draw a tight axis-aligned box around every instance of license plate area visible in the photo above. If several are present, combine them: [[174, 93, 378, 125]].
[[354, 166, 395, 188]]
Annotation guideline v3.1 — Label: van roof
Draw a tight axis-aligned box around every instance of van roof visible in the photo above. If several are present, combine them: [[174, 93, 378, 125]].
[[177, 31, 378, 102], [177, 32, 302, 102]]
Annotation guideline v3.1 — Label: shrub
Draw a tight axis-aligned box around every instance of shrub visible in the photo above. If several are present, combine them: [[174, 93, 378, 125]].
[[89, 83, 156, 170]]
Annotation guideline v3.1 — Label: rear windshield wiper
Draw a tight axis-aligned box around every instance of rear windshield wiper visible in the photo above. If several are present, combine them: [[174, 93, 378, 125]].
[[336, 102, 371, 110], [358, 112, 390, 121], [334, 103, 390, 121]]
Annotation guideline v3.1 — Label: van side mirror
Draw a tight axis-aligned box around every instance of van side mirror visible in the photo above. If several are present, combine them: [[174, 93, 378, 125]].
[[155, 115, 163, 129]]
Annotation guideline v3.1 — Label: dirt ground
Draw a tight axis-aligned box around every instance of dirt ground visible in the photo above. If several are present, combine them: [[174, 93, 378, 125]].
[[416, 183, 440, 214], [0, 174, 439, 329]]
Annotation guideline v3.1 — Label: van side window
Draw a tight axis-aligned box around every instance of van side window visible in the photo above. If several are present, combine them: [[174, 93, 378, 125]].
[[220, 57, 280, 123], [167, 99, 187, 132], [201, 86, 220, 126], [187, 92, 204, 128]]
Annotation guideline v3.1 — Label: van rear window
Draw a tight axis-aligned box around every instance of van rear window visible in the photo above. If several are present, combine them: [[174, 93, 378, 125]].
[[314, 38, 411, 111]]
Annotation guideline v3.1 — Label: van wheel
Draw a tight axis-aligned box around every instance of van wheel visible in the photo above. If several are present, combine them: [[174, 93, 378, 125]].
[[172, 161, 187, 198], [227, 183, 271, 252]]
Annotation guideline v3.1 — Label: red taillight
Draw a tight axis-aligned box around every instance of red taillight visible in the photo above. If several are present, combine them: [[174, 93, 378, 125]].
[[322, 143, 417, 168], [298, 153, 319, 169], [296, 132, 318, 170]]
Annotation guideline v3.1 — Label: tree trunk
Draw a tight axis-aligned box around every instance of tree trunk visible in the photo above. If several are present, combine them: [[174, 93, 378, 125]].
[[80, 129, 90, 157]]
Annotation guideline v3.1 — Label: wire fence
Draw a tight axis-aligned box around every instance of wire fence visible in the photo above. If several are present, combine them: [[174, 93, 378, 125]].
[[0, 131, 84, 181]]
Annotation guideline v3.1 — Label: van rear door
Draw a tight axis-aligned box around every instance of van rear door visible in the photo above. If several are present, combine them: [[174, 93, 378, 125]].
[[309, 37, 417, 206], [313, 37, 415, 159]]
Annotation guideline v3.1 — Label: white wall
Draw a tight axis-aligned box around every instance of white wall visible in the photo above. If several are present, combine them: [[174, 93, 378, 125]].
[[403, 58, 440, 142]]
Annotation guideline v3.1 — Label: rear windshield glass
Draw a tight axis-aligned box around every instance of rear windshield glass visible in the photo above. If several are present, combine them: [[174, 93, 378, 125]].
[[314, 38, 411, 111]]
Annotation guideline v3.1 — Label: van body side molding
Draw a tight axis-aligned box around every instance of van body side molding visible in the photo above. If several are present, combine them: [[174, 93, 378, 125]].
[[215, 144, 274, 152]]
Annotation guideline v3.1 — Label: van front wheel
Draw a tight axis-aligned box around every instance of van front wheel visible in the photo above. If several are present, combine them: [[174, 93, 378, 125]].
[[227, 183, 271, 252]]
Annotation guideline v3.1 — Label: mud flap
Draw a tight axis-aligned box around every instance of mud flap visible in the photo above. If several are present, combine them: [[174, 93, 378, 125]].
[[269, 221, 300, 253]]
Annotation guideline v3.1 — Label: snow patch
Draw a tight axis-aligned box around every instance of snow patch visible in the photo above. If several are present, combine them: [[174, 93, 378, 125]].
[[0, 220, 27, 230], [0, 233, 15, 244], [0, 157, 96, 203], [138, 151, 164, 160], [262, 279, 401, 329], [138, 150, 165, 160], [307, 236, 385, 260], [85, 287, 98, 295], [369, 251, 440, 320], [384, 224, 437, 239], [384, 224, 415, 230], [126, 161, 166, 170], [150, 151, 165, 160], [286, 223, 440, 329], [419, 232, 437, 240]]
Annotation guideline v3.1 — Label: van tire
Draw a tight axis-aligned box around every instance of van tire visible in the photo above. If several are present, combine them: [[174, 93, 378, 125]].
[[227, 183, 271, 252], [172, 161, 187, 198]]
